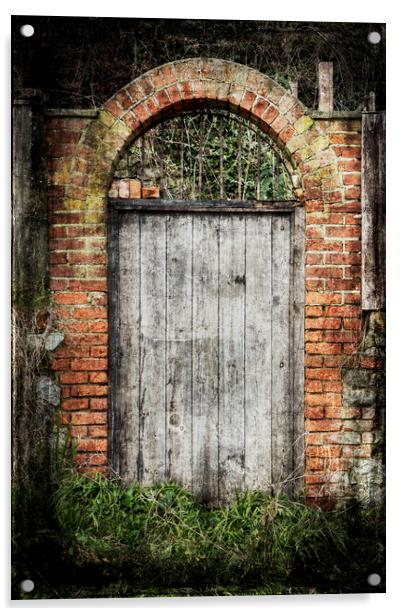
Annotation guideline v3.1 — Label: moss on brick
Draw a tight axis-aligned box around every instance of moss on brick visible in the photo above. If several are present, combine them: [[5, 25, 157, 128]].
[[294, 115, 314, 134]]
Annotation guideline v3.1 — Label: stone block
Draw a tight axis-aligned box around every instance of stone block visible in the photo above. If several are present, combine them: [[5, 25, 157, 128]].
[[37, 376, 61, 407]]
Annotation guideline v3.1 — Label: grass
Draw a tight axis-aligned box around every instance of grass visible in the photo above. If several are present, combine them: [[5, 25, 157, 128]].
[[12, 472, 385, 599]]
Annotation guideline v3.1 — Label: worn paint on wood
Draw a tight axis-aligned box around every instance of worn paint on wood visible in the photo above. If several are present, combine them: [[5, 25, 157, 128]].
[[318, 62, 334, 113], [192, 215, 220, 502], [218, 215, 246, 501], [165, 215, 193, 485], [362, 112, 385, 310], [108, 206, 304, 504], [291, 207, 306, 493], [110, 198, 298, 213], [116, 213, 140, 481], [271, 216, 292, 491], [12, 91, 49, 485], [139, 215, 166, 483], [244, 216, 272, 492]]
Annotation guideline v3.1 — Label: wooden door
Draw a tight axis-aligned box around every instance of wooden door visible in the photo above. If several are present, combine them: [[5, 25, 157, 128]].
[[108, 200, 304, 505]]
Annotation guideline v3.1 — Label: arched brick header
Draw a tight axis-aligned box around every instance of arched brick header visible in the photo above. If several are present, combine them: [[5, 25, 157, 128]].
[[66, 57, 339, 209]]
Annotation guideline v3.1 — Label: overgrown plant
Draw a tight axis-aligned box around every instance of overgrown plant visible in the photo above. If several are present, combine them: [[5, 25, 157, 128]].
[[11, 285, 52, 587], [11, 287, 75, 597], [116, 110, 294, 201], [11, 408, 77, 595], [35, 474, 385, 598], [13, 18, 386, 111], [11, 286, 51, 483]]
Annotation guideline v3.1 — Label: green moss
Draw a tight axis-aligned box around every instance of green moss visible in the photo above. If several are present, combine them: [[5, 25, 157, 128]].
[[293, 115, 314, 134], [12, 279, 50, 312]]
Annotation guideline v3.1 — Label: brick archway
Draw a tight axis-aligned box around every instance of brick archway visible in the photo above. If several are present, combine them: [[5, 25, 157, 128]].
[[50, 58, 366, 505], [69, 57, 338, 203]]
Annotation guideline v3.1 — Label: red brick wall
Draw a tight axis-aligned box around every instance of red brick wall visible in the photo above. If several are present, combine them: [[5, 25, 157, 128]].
[[303, 118, 362, 499], [47, 115, 109, 472], [45, 58, 381, 504]]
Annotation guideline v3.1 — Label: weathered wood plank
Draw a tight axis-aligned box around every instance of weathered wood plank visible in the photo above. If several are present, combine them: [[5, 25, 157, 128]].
[[362, 112, 386, 310], [271, 215, 292, 491], [192, 215, 220, 504], [12, 92, 48, 298], [244, 215, 272, 492], [12, 92, 49, 485], [289, 80, 298, 98], [318, 62, 334, 113], [110, 198, 298, 213], [165, 214, 193, 487], [290, 207, 305, 494], [115, 213, 140, 481], [218, 215, 246, 503], [138, 215, 166, 484]]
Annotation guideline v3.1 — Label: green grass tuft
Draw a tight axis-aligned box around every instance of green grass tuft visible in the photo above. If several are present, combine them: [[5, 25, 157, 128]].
[[13, 472, 381, 598], [12, 470, 385, 598]]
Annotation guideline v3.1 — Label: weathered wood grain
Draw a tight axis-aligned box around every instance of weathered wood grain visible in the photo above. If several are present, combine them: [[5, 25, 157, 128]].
[[110, 198, 298, 213], [291, 207, 306, 494], [116, 213, 140, 481], [165, 214, 193, 486], [108, 205, 304, 504], [244, 215, 272, 491], [362, 112, 385, 310], [318, 62, 334, 113], [192, 215, 220, 503], [218, 215, 246, 502], [12, 92, 49, 485], [271, 215, 292, 490], [138, 215, 166, 484]]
